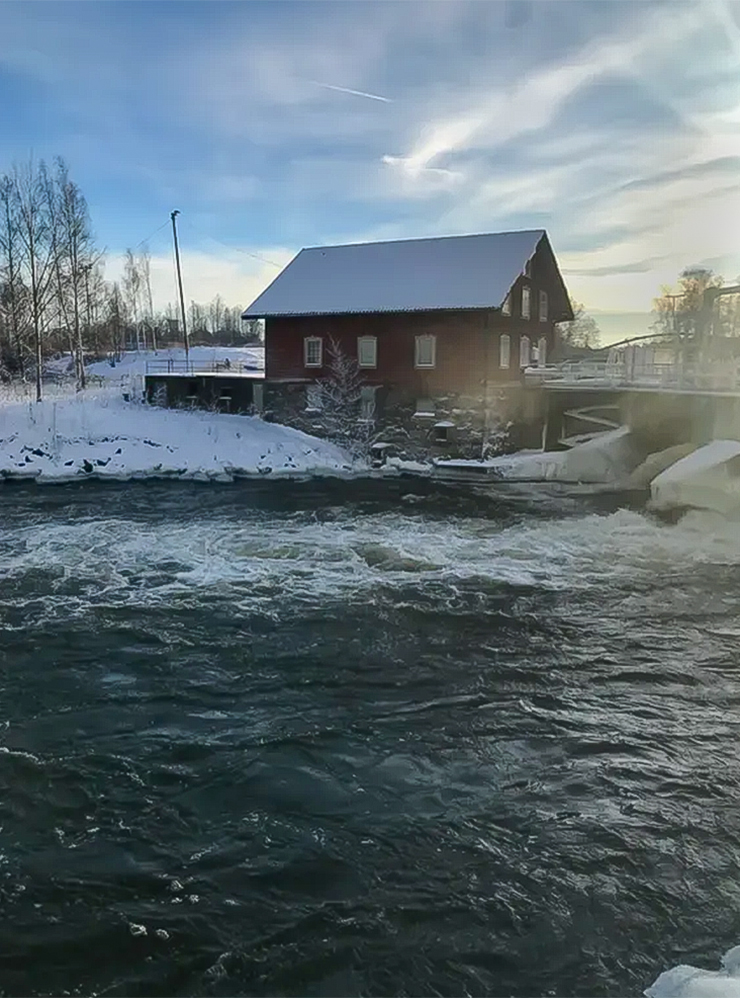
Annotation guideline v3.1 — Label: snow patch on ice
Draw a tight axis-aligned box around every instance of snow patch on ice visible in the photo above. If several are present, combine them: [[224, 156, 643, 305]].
[[646, 946, 740, 997], [435, 427, 642, 484], [650, 440, 740, 515]]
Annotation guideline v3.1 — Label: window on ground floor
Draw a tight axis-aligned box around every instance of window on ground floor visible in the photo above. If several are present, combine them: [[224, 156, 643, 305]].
[[538, 336, 547, 368], [519, 335, 531, 369], [414, 397, 435, 417], [304, 336, 323, 368], [306, 382, 323, 410], [357, 336, 377, 368], [415, 334, 436, 368], [499, 333, 511, 370], [360, 385, 378, 421]]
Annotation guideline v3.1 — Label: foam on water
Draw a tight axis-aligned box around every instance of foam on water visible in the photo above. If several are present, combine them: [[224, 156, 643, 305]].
[[3, 505, 740, 618]]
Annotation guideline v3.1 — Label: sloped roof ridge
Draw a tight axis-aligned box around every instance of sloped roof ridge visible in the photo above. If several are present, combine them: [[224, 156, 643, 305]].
[[301, 228, 546, 252]]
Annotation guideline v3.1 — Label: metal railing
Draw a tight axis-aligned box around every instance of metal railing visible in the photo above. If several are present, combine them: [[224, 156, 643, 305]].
[[145, 359, 263, 376], [524, 360, 740, 393]]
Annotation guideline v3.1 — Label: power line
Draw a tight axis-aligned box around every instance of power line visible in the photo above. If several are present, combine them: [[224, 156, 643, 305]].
[[229, 245, 284, 269], [180, 218, 284, 268], [132, 219, 171, 252]]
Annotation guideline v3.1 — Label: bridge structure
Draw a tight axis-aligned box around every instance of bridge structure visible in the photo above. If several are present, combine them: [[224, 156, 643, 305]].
[[522, 356, 740, 451]]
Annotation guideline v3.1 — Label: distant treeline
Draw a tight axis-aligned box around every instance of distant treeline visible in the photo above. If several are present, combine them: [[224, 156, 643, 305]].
[[0, 156, 259, 400]]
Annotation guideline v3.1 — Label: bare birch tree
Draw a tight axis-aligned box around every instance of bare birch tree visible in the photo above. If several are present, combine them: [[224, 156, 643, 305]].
[[208, 293, 224, 336], [0, 174, 28, 377], [122, 249, 142, 350], [55, 158, 96, 389], [106, 281, 126, 359], [14, 159, 58, 401], [138, 245, 156, 350]]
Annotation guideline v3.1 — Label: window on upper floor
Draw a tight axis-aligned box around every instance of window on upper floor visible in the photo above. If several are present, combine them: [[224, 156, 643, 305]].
[[415, 334, 436, 368], [500, 333, 511, 370], [304, 336, 323, 368], [524, 258, 533, 279], [502, 294, 512, 316], [521, 286, 531, 320], [357, 336, 377, 368], [539, 290, 548, 322]]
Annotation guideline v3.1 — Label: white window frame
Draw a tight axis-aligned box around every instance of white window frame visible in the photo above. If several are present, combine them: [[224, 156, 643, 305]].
[[519, 335, 531, 369], [414, 334, 436, 369], [539, 290, 548, 323], [357, 335, 377, 369], [502, 294, 512, 316], [538, 336, 547, 368], [524, 258, 533, 279], [521, 286, 531, 320], [499, 333, 510, 370], [304, 336, 323, 368]]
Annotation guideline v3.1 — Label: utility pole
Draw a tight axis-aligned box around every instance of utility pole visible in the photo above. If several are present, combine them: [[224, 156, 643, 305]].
[[170, 209, 189, 361]]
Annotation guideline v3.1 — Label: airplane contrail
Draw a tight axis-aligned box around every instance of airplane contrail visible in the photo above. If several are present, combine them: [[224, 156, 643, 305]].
[[312, 81, 392, 103]]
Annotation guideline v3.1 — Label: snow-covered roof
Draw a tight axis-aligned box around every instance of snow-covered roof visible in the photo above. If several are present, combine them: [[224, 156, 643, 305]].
[[243, 230, 547, 318]]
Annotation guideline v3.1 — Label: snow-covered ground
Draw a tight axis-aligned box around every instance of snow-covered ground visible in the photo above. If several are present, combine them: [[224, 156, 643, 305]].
[[86, 345, 265, 380], [0, 387, 351, 484]]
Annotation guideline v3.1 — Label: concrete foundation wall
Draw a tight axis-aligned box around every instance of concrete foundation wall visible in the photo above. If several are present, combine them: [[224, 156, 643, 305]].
[[620, 392, 740, 449], [263, 380, 547, 460], [145, 375, 257, 414]]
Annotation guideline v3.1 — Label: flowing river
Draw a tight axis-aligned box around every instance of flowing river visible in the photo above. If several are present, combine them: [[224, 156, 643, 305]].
[[2, 479, 740, 997]]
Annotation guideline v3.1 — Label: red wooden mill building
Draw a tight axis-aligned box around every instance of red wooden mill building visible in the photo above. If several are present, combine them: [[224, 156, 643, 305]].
[[243, 229, 573, 457]]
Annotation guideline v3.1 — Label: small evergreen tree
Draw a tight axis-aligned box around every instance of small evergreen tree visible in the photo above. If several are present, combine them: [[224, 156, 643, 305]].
[[318, 337, 374, 462]]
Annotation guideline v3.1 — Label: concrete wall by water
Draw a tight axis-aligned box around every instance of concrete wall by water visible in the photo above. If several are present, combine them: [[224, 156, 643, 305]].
[[620, 392, 740, 449]]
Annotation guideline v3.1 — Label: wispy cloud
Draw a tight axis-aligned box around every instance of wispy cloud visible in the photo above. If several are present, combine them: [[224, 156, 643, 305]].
[[381, 2, 708, 187], [311, 81, 392, 103], [1, 0, 738, 319]]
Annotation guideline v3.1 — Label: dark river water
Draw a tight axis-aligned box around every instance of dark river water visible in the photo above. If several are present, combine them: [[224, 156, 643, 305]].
[[2, 478, 740, 997]]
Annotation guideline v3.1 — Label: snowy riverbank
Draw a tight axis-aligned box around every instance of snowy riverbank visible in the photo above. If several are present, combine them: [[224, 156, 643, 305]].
[[4, 365, 739, 511], [0, 388, 351, 484]]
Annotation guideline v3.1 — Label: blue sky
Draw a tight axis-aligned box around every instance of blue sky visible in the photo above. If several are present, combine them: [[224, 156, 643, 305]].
[[1, 0, 739, 336]]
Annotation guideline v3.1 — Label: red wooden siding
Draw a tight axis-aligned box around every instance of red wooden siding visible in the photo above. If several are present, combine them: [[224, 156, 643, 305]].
[[265, 311, 556, 391]]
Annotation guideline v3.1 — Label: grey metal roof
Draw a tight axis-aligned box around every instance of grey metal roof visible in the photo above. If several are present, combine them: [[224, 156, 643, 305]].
[[242, 230, 546, 318]]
